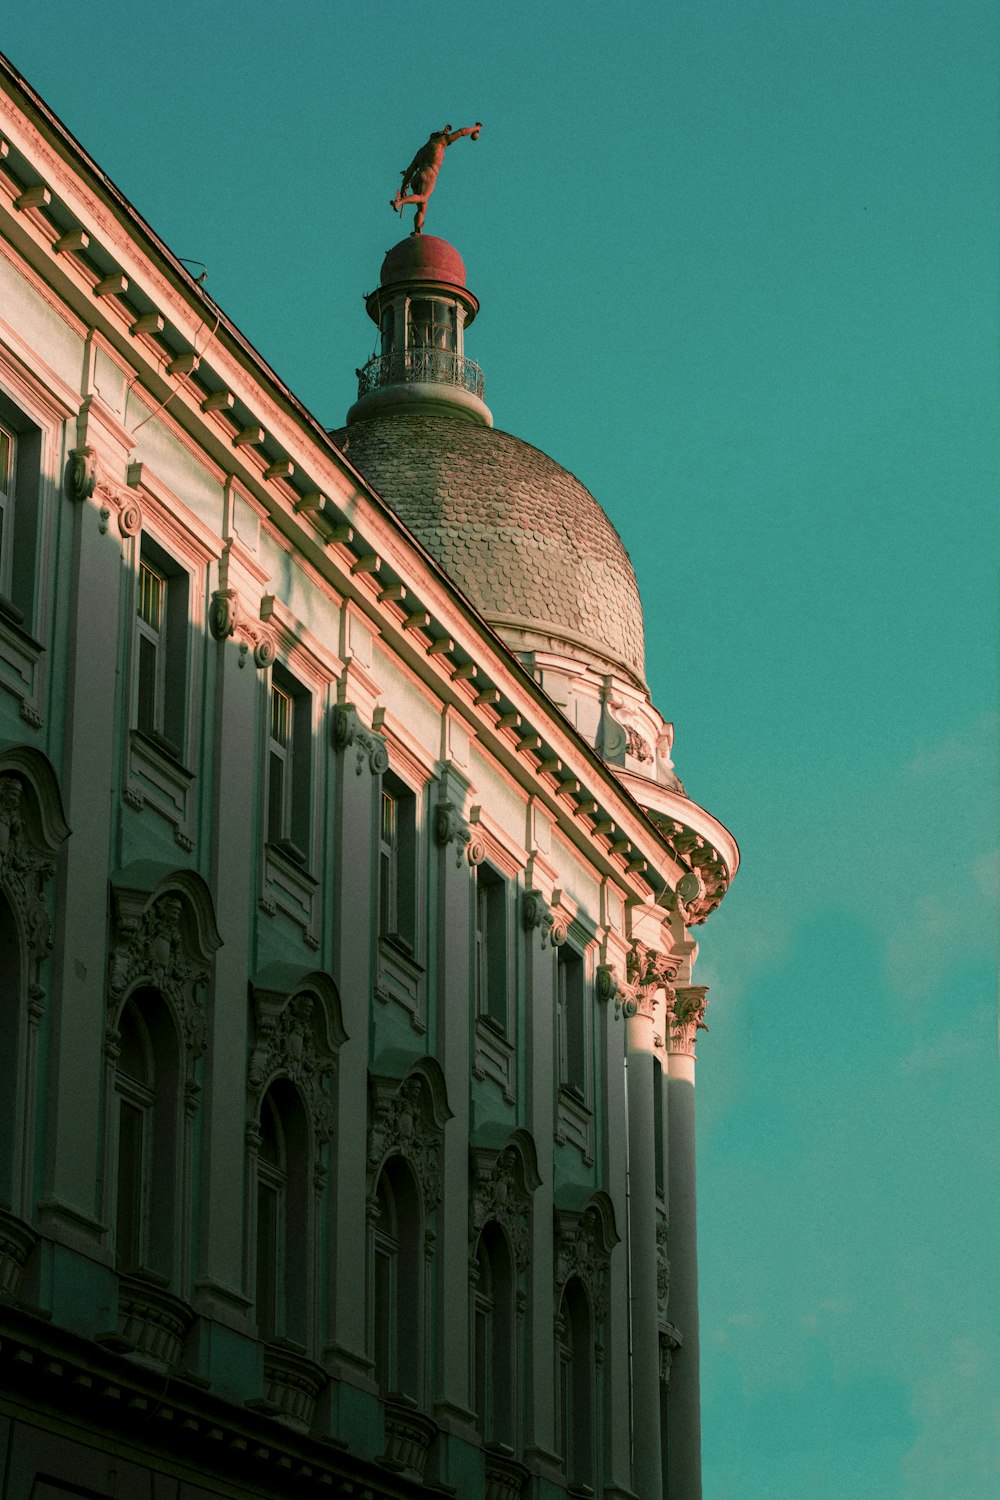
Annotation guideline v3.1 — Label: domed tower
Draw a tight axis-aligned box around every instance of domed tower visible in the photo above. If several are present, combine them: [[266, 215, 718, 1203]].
[[334, 235, 687, 822]]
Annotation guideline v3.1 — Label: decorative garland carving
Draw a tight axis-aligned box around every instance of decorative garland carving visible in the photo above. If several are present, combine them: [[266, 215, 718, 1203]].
[[667, 985, 709, 1058], [368, 1069, 450, 1214], [656, 1217, 670, 1319], [554, 1200, 618, 1325], [0, 776, 55, 966], [616, 940, 679, 1021], [469, 1143, 538, 1272], [332, 704, 389, 775], [108, 893, 210, 1058], [248, 991, 336, 1142]]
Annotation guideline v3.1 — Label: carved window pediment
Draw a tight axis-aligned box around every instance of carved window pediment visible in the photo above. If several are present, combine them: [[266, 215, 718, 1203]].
[[107, 864, 222, 1067], [553, 1193, 619, 1324], [469, 1129, 541, 1272], [248, 966, 345, 1142], [368, 1059, 452, 1213]]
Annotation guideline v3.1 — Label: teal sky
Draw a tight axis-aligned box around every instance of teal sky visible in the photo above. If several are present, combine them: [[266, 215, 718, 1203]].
[[5, 3, 997, 1494]]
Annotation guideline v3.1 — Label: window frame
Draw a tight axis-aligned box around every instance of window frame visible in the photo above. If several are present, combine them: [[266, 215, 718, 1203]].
[[554, 926, 597, 1163]]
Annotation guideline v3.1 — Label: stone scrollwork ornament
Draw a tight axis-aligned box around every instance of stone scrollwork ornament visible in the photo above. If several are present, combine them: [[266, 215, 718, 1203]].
[[332, 704, 389, 776], [667, 985, 709, 1057], [522, 890, 567, 948], [596, 964, 618, 1004], [616, 940, 679, 1020], [469, 1145, 535, 1271], [209, 588, 239, 641], [368, 1069, 450, 1214], [554, 1199, 618, 1325], [434, 801, 472, 867], [117, 501, 143, 538], [0, 775, 61, 984], [656, 1218, 670, 1319], [248, 992, 335, 1142], [67, 447, 97, 503], [108, 893, 210, 1059]]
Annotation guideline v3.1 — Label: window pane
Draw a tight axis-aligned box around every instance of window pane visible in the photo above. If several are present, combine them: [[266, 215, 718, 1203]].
[[256, 1180, 279, 1338], [268, 748, 285, 844], [116, 1099, 145, 1267], [0, 428, 11, 496], [270, 684, 290, 747], [373, 1246, 392, 1392], [137, 632, 158, 735], [137, 562, 163, 630]]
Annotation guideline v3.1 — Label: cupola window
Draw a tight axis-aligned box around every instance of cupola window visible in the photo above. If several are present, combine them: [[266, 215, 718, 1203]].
[[408, 299, 456, 352]]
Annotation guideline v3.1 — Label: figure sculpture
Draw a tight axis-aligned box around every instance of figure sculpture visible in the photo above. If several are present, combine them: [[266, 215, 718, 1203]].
[[391, 122, 482, 234]]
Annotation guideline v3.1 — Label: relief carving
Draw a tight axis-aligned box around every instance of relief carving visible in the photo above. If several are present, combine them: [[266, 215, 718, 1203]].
[[0, 776, 56, 967], [332, 703, 389, 775], [521, 890, 567, 948], [248, 992, 336, 1142], [656, 1218, 670, 1319], [209, 588, 239, 641], [368, 1067, 451, 1214], [108, 894, 209, 1058], [616, 940, 679, 1021], [667, 985, 709, 1057], [434, 801, 472, 867], [469, 1140, 540, 1272], [554, 1198, 618, 1325]]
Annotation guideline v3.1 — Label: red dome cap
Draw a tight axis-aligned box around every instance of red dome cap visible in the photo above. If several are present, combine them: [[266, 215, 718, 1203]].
[[380, 235, 467, 290]]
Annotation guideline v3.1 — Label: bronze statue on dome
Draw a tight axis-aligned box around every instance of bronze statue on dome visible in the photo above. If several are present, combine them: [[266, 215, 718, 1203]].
[[391, 123, 482, 234]]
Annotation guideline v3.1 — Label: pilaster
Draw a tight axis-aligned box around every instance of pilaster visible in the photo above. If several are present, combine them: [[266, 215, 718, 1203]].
[[430, 768, 477, 1438], [665, 984, 709, 1500]]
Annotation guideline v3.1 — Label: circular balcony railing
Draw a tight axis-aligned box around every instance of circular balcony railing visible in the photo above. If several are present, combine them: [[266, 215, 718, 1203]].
[[357, 348, 485, 401]]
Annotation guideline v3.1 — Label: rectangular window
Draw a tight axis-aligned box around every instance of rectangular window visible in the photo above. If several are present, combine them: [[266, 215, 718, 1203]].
[[378, 775, 416, 949], [557, 946, 586, 1098], [132, 542, 188, 759], [266, 669, 310, 863], [475, 865, 508, 1031], [136, 560, 166, 737]]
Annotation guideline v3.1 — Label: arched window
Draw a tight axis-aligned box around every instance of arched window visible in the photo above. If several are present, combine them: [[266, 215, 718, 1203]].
[[0, 892, 21, 1209], [113, 988, 180, 1277], [472, 1222, 515, 1445], [370, 1156, 421, 1399], [556, 1276, 595, 1488], [254, 1079, 308, 1345]]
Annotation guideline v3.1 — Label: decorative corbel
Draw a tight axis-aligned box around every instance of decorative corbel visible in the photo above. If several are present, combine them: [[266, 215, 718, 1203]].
[[209, 588, 240, 641], [434, 800, 472, 868], [522, 890, 567, 948], [332, 703, 389, 775]]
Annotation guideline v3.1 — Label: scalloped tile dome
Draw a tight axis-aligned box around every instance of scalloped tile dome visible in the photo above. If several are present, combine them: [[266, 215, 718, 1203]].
[[330, 412, 647, 684]]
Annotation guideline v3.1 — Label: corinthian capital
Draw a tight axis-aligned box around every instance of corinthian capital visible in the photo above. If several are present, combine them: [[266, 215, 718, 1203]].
[[616, 940, 680, 1020], [667, 985, 709, 1056]]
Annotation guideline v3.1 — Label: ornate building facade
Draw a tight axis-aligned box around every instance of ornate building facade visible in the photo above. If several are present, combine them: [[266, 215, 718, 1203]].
[[0, 55, 737, 1500]]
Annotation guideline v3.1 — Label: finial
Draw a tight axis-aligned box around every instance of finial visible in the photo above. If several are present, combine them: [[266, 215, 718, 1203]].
[[390, 122, 482, 234]]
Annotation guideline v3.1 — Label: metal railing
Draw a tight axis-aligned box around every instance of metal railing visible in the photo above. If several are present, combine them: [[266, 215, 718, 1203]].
[[356, 348, 485, 401]]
